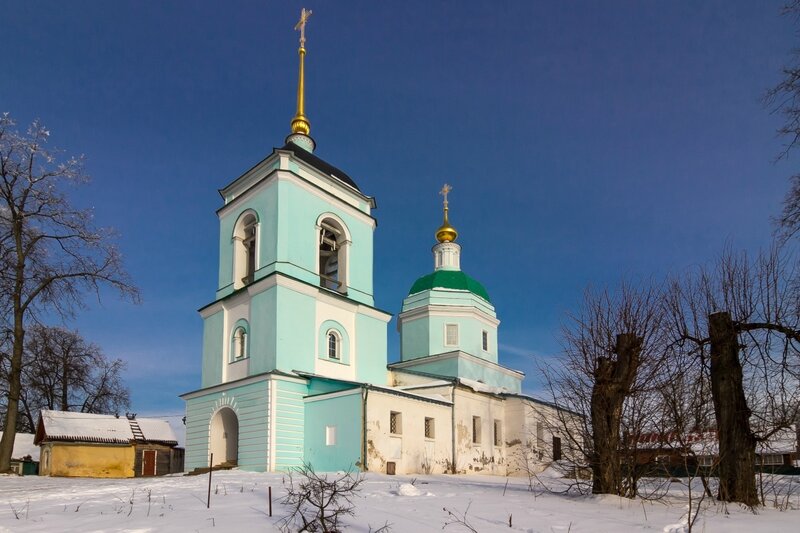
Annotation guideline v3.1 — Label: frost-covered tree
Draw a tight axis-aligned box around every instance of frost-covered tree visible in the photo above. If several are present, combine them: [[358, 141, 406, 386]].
[[0, 114, 138, 472], [0, 325, 131, 432]]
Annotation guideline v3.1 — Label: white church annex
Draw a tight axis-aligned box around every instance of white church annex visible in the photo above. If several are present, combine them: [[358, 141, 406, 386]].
[[181, 9, 580, 476]]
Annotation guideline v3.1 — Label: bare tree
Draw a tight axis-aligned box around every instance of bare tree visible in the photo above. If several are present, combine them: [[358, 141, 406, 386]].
[[665, 247, 800, 506], [0, 325, 130, 432], [546, 282, 667, 497], [765, 1, 800, 240], [278, 463, 364, 532], [0, 114, 138, 472]]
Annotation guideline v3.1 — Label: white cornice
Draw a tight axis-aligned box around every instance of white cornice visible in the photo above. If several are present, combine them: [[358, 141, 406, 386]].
[[398, 304, 500, 328], [199, 272, 392, 322], [390, 350, 524, 379], [180, 371, 307, 400], [304, 388, 362, 403]]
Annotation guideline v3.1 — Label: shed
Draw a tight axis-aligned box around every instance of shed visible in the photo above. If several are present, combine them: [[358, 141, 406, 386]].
[[0, 431, 39, 475], [34, 410, 183, 478]]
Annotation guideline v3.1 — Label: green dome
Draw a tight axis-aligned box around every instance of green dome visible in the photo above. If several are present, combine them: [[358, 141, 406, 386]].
[[408, 270, 491, 302]]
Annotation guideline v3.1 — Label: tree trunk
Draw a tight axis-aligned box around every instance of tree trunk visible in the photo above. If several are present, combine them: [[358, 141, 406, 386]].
[[0, 310, 25, 472], [708, 311, 758, 507], [591, 333, 642, 496]]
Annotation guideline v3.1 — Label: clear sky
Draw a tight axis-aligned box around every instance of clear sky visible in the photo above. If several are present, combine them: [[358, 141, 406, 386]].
[[2, 1, 797, 422]]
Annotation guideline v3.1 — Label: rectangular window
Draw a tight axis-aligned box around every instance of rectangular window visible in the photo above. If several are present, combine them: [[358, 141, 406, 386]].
[[698, 455, 714, 467], [759, 454, 784, 466], [552, 436, 562, 461], [390, 411, 402, 435], [424, 417, 435, 439], [472, 416, 481, 444], [493, 419, 502, 447], [325, 425, 336, 446], [482, 330, 488, 351], [445, 324, 459, 346], [655, 455, 670, 464]]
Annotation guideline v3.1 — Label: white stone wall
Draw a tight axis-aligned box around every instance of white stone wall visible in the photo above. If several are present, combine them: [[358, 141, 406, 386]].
[[503, 397, 583, 477], [365, 391, 452, 475], [451, 388, 507, 475]]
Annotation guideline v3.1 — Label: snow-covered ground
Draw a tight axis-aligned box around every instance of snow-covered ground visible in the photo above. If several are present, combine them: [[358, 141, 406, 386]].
[[1, 469, 798, 532]]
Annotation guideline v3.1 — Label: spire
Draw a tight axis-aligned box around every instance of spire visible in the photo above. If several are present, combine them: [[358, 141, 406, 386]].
[[286, 8, 316, 153], [433, 184, 461, 271], [435, 183, 458, 243]]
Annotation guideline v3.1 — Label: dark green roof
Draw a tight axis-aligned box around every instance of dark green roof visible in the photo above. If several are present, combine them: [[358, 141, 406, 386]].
[[408, 270, 491, 302]]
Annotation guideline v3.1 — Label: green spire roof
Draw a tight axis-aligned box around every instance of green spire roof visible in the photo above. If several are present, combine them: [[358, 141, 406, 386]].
[[408, 270, 491, 302]]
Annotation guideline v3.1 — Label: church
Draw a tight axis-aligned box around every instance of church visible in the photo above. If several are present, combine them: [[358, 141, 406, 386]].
[[181, 9, 579, 476]]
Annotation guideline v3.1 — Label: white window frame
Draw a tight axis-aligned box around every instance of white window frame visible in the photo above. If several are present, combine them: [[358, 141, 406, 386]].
[[444, 323, 459, 347], [231, 325, 248, 361], [326, 330, 341, 360], [326, 425, 337, 446]]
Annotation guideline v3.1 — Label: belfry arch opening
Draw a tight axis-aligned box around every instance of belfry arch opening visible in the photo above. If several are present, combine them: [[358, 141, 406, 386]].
[[233, 211, 258, 288], [317, 217, 348, 292], [209, 407, 239, 467]]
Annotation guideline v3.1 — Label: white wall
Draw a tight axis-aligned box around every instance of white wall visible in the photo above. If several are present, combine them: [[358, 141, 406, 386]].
[[365, 391, 452, 475]]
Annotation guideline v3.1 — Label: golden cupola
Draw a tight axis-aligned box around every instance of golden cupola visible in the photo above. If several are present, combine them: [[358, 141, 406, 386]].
[[435, 183, 458, 243]]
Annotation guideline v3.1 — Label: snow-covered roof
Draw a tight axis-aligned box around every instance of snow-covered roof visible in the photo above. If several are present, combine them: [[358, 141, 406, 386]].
[[458, 377, 511, 395], [637, 426, 798, 456], [36, 410, 178, 445], [136, 417, 179, 444], [0, 432, 39, 461]]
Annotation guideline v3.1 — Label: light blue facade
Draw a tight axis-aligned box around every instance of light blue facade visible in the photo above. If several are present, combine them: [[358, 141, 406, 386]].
[[304, 390, 363, 472], [184, 378, 270, 471], [181, 81, 539, 474], [182, 134, 392, 472]]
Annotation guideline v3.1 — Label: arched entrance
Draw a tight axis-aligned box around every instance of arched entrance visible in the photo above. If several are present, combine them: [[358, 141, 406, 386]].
[[209, 407, 239, 466]]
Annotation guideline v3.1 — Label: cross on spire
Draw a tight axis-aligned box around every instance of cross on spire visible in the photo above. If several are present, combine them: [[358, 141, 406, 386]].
[[295, 8, 312, 47], [440, 183, 452, 208]]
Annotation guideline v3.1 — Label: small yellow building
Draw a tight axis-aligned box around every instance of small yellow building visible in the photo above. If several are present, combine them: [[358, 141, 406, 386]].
[[34, 410, 182, 478]]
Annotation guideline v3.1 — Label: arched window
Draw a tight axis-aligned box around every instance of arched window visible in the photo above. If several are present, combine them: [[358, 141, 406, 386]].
[[327, 330, 340, 360], [233, 211, 258, 288], [232, 325, 248, 360], [317, 217, 348, 293]]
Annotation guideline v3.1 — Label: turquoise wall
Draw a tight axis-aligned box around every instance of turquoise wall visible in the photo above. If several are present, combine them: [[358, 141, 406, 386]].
[[275, 285, 316, 372], [184, 379, 271, 471], [216, 180, 279, 299], [249, 288, 278, 374], [274, 379, 308, 471], [398, 355, 522, 393], [201, 311, 224, 388], [355, 314, 389, 384], [304, 391, 363, 472], [400, 313, 498, 364], [276, 179, 375, 306]]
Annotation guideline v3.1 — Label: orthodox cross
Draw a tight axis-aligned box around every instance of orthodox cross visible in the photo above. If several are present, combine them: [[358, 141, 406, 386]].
[[440, 183, 452, 208], [295, 8, 313, 47]]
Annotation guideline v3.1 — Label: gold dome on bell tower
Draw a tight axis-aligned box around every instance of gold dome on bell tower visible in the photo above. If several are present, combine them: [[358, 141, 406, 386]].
[[435, 183, 458, 243]]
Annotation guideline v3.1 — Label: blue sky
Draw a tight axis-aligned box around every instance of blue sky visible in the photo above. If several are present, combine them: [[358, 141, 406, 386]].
[[2, 1, 796, 422]]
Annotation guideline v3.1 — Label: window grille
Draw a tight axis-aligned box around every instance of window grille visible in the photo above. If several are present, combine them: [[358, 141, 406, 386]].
[[424, 417, 435, 439], [390, 412, 402, 435]]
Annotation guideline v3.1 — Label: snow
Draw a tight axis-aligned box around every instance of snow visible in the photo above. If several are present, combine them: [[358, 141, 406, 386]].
[[0, 432, 39, 461], [40, 410, 134, 443], [135, 418, 178, 444], [0, 470, 797, 532], [39, 410, 177, 444], [458, 377, 510, 395]]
